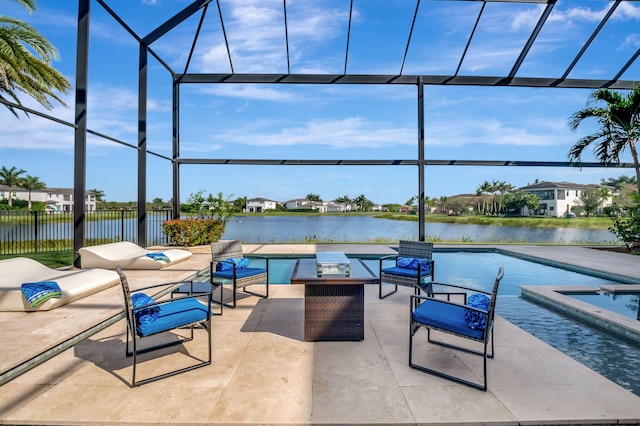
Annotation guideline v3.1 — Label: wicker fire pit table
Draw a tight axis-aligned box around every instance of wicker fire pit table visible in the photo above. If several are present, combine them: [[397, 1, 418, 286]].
[[290, 253, 379, 342]]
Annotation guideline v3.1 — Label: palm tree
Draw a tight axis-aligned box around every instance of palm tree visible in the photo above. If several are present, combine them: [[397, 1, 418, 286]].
[[475, 180, 491, 214], [88, 188, 105, 202], [334, 195, 352, 211], [495, 181, 514, 214], [439, 196, 448, 214], [353, 194, 369, 212], [568, 85, 640, 200], [1, 0, 71, 116], [0, 165, 26, 206], [20, 174, 45, 210]]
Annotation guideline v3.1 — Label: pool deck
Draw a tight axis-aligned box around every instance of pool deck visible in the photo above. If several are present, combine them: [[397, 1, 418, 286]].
[[1, 244, 640, 425]]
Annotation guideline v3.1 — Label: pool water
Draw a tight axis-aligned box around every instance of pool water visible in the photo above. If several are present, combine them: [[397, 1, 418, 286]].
[[568, 292, 640, 321], [258, 252, 640, 396]]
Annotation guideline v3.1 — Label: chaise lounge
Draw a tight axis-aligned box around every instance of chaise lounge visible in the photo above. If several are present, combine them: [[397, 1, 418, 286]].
[[0, 257, 120, 312], [78, 241, 192, 270]]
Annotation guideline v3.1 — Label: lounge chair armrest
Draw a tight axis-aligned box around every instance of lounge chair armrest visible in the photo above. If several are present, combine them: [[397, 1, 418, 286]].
[[379, 254, 398, 261], [132, 290, 211, 310], [429, 281, 491, 295], [410, 293, 471, 310], [132, 280, 193, 293]]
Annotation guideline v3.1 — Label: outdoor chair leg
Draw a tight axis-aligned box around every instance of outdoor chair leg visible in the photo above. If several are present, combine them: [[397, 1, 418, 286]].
[[379, 281, 398, 299]]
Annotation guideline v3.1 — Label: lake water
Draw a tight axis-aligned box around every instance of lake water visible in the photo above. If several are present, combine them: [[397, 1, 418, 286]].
[[222, 215, 618, 244], [0, 214, 619, 249]]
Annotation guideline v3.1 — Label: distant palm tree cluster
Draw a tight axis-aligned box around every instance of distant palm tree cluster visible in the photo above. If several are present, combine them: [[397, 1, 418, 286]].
[[474, 180, 516, 215], [0, 165, 45, 210]]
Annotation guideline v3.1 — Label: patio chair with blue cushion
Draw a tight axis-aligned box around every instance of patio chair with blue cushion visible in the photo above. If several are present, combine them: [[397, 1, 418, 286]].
[[379, 240, 435, 299], [210, 240, 269, 309], [117, 266, 212, 387], [408, 267, 504, 391]]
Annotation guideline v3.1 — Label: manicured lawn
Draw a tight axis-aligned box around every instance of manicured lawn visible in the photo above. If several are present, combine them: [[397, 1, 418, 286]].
[[0, 251, 73, 269]]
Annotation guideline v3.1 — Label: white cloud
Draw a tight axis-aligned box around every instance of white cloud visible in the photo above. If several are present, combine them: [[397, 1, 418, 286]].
[[194, 0, 349, 73], [616, 2, 640, 20], [209, 117, 415, 149], [0, 84, 172, 152], [427, 118, 568, 148], [621, 34, 640, 50], [200, 84, 299, 102]]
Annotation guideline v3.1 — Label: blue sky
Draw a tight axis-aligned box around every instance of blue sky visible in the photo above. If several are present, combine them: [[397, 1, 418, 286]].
[[1, 0, 639, 205]]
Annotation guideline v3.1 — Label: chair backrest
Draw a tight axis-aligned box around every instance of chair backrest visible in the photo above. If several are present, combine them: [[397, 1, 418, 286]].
[[210, 240, 244, 267], [116, 266, 134, 330], [397, 240, 433, 259], [485, 267, 505, 333]]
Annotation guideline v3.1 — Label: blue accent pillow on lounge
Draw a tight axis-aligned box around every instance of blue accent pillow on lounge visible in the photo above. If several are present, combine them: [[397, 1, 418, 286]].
[[21, 281, 62, 307], [132, 292, 161, 324], [146, 252, 170, 262], [396, 257, 431, 272], [464, 293, 490, 330], [216, 257, 249, 271]]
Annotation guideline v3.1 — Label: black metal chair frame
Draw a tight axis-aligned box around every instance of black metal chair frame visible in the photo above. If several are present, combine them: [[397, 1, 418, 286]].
[[409, 267, 504, 391], [170, 280, 224, 316], [379, 240, 435, 299], [117, 266, 212, 387], [209, 240, 269, 309]]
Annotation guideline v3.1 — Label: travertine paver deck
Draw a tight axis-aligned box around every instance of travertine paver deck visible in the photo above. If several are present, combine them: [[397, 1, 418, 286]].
[[1, 244, 640, 425]]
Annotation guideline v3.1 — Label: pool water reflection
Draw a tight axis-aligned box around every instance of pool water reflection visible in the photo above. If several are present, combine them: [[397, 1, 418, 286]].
[[569, 292, 640, 321]]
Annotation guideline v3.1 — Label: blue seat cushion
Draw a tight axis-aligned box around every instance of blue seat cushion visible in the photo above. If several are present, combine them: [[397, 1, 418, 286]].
[[382, 266, 431, 278], [212, 267, 266, 280], [413, 299, 484, 340], [136, 297, 210, 336]]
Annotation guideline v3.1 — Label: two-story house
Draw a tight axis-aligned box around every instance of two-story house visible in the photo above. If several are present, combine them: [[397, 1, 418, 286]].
[[518, 181, 613, 217], [0, 185, 97, 212], [245, 197, 278, 212], [284, 198, 326, 211]]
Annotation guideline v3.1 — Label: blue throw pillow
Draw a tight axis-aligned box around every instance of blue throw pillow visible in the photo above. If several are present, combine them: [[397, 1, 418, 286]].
[[396, 257, 430, 271], [215, 257, 250, 271], [131, 292, 160, 324], [464, 293, 490, 330], [21, 281, 62, 308], [146, 252, 170, 262]]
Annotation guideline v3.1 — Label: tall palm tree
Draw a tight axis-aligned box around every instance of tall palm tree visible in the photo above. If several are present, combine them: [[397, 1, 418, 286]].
[[0, 165, 26, 206], [20, 174, 45, 210], [568, 85, 640, 200], [475, 180, 491, 214], [1, 0, 71, 116], [88, 188, 105, 202], [496, 181, 514, 214]]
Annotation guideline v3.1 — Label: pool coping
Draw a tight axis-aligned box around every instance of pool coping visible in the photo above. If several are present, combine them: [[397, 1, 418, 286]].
[[520, 285, 640, 345]]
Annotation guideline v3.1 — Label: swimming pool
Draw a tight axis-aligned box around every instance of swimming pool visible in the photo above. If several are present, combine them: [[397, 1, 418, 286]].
[[253, 251, 640, 396]]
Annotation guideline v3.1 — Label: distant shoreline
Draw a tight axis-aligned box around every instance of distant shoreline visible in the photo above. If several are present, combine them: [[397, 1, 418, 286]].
[[234, 211, 614, 231]]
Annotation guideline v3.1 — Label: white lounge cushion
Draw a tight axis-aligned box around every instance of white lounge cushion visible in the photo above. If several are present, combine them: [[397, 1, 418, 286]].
[[78, 241, 192, 270], [0, 257, 120, 312]]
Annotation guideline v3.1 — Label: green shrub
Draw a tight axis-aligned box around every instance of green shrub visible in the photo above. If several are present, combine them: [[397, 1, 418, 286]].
[[162, 218, 225, 246], [608, 207, 640, 249]]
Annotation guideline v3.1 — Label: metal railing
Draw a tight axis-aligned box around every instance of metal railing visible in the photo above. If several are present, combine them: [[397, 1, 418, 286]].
[[0, 209, 173, 255]]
